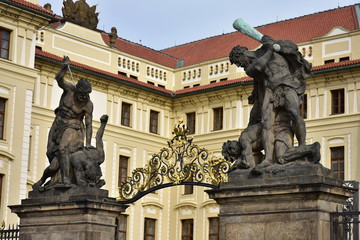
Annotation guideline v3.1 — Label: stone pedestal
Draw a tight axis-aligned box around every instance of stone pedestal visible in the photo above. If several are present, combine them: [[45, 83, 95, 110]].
[[9, 186, 128, 240], [207, 163, 356, 240]]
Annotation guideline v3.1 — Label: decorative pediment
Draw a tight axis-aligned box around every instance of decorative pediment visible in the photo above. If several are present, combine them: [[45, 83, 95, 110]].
[[62, 0, 99, 29], [325, 26, 350, 37]]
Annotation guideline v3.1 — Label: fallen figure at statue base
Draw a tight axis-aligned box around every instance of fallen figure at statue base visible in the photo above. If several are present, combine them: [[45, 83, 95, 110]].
[[223, 140, 320, 175], [32, 115, 108, 192], [222, 120, 321, 175]]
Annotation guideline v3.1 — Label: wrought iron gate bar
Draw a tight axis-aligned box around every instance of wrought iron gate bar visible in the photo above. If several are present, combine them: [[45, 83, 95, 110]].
[[117, 120, 232, 203], [330, 181, 359, 240]]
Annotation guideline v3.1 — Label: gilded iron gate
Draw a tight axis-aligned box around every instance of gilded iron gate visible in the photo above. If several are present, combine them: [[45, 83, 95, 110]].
[[117, 120, 232, 204]]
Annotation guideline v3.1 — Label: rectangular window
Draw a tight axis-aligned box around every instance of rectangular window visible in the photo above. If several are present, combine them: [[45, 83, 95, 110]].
[[118, 155, 129, 187], [0, 98, 6, 140], [0, 174, 3, 206], [331, 89, 345, 115], [181, 219, 194, 240], [186, 112, 196, 135], [0, 28, 10, 59], [121, 102, 131, 127], [324, 59, 335, 64], [213, 107, 223, 131], [118, 71, 127, 77], [184, 185, 194, 195], [116, 214, 128, 240], [144, 218, 156, 240], [331, 146, 344, 180], [300, 94, 307, 119], [209, 217, 219, 240], [149, 110, 159, 134]]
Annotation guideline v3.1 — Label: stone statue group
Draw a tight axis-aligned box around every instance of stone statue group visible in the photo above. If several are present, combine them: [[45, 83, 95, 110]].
[[33, 56, 106, 191], [223, 34, 321, 174], [33, 20, 322, 191]]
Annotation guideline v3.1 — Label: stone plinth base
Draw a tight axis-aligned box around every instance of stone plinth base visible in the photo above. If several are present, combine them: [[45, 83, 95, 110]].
[[10, 186, 128, 240], [207, 163, 356, 240]]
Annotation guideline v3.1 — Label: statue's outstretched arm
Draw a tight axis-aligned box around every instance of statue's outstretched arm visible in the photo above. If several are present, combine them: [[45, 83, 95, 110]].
[[55, 56, 74, 90]]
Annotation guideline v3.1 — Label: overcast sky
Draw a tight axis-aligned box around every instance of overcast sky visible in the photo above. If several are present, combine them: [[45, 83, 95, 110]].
[[39, 0, 358, 50]]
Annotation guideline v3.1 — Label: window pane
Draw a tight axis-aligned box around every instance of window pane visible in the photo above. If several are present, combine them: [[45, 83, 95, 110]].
[[119, 233, 126, 240], [0, 99, 4, 111], [181, 219, 193, 240], [339, 160, 344, 171], [0, 29, 10, 59], [0, 98, 6, 139], [149, 110, 159, 134], [209, 217, 219, 240], [213, 107, 223, 130], [119, 156, 129, 186], [144, 218, 156, 239], [330, 146, 344, 180], [186, 112, 195, 134], [2, 40, 8, 49], [121, 102, 131, 126], [331, 162, 338, 171], [331, 89, 345, 115], [2, 30, 9, 39], [117, 214, 127, 240], [300, 94, 307, 119], [1, 50, 8, 59]]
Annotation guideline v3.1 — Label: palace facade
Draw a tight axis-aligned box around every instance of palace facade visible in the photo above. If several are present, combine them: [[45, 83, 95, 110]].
[[0, 1, 359, 239]]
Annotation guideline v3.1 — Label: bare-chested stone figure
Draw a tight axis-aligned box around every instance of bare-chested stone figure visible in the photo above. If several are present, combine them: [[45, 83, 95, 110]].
[[33, 56, 94, 190], [229, 37, 311, 167], [229, 36, 311, 171], [226, 33, 318, 173]]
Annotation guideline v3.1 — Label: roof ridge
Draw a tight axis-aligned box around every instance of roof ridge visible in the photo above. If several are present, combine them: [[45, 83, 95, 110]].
[[160, 34, 225, 51], [3, 0, 55, 16], [254, 4, 357, 29], [109, 33, 183, 62]]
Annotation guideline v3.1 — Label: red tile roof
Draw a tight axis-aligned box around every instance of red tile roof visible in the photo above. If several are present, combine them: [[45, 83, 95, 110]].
[[162, 4, 360, 67], [35, 48, 173, 95], [311, 58, 360, 71], [3, 0, 56, 17], [101, 33, 180, 68], [174, 77, 253, 96]]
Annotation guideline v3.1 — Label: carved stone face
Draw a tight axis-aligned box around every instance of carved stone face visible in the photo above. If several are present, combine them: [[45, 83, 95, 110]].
[[75, 79, 91, 102], [222, 140, 242, 162], [229, 45, 254, 69]]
